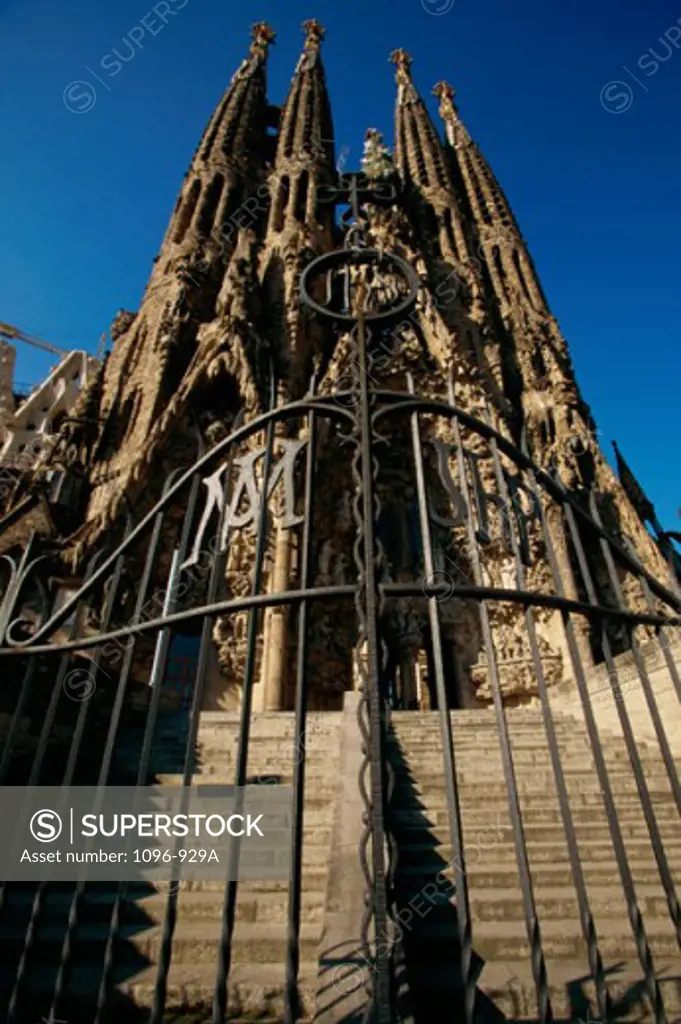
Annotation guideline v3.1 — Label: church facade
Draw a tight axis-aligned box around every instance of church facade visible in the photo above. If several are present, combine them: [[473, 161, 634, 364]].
[[0, 20, 679, 1024]]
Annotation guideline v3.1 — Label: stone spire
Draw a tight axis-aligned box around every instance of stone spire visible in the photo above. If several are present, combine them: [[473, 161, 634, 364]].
[[432, 80, 670, 593], [266, 18, 335, 236], [260, 19, 336, 393], [385, 50, 512, 411], [75, 24, 276, 540], [193, 21, 275, 169], [434, 79, 547, 314], [163, 20, 274, 257], [390, 52, 471, 271]]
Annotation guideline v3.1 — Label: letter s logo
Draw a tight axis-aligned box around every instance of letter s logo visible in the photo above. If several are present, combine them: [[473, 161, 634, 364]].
[[30, 809, 63, 843]]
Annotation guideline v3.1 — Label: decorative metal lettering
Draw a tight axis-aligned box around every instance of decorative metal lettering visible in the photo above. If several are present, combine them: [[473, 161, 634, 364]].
[[467, 449, 514, 549], [429, 443, 539, 567], [182, 438, 306, 570]]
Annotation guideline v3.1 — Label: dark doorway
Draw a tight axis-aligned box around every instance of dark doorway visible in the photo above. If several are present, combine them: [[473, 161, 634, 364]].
[[423, 630, 462, 710]]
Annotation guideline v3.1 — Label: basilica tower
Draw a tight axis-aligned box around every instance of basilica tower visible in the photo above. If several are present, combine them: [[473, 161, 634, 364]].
[[2, 23, 675, 709], [1, 24, 680, 1024]]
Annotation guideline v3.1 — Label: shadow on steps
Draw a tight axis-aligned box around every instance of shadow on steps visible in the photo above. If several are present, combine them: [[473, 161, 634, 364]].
[[386, 719, 680, 1023], [387, 721, 502, 1024]]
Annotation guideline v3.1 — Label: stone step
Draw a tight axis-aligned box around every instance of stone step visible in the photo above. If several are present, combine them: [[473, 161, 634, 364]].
[[392, 757, 676, 774], [394, 838, 681, 868], [388, 729, 666, 745], [154, 775, 337, 806], [189, 749, 341, 764], [0, 921, 322, 967], [389, 734, 676, 753], [397, 859, 681, 892], [405, 958, 681, 1023], [389, 714, 665, 728], [390, 812, 681, 845], [4, 887, 326, 926], [118, 960, 320, 1017], [392, 750, 673, 764], [388, 724, 659, 738], [193, 718, 341, 740], [122, 745, 339, 770], [389, 803, 681, 826], [390, 781, 678, 803], [394, 916, 680, 962], [392, 744, 676, 760], [391, 881, 675, 922], [0, 959, 320, 1020], [185, 872, 330, 892], [168, 772, 339, 792], [399, 758, 675, 776], [393, 749, 676, 766], [393, 788, 680, 810]]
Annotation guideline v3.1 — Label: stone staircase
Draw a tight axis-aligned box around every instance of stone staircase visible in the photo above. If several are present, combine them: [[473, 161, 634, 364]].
[[1, 703, 679, 1021], [0, 710, 343, 1022], [548, 635, 681, 761], [388, 708, 681, 1022]]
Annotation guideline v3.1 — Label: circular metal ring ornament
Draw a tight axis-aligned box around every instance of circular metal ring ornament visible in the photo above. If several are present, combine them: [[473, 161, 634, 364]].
[[299, 248, 419, 326]]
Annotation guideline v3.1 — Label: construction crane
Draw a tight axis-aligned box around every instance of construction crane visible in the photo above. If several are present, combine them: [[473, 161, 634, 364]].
[[0, 321, 72, 358]]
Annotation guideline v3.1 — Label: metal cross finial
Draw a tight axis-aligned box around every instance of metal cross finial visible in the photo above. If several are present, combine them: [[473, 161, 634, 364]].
[[302, 18, 325, 48], [250, 21, 276, 56]]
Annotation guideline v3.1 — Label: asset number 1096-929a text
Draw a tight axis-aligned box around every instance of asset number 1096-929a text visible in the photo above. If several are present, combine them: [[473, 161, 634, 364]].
[[133, 849, 220, 863]]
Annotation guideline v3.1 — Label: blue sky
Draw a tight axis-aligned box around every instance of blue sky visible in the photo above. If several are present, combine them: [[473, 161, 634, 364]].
[[0, 0, 679, 528]]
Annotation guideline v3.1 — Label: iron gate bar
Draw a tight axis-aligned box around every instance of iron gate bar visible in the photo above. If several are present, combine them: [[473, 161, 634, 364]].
[[56, 535, 167, 1018], [141, 549, 190, 1022], [568, 496, 681, 943], [1, 583, 679, 664], [637, 564, 681, 706], [371, 394, 681, 617], [406, 372, 477, 1024], [0, 585, 358, 656], [525, 462, 668, 1023], [127, 423, 240, 1024], [213, 383, 277, 1024], [586, 497, 681, 818], [54, 467, 203, 1021], [284, 382, 320, 1024], [6, 517, 132, 1024], [93, 465, 209, 1023], [380, 583, 681, 627], [484, 408, 612, 1022], [450, 412, 554, 1024], [0, 544, 110, 930]]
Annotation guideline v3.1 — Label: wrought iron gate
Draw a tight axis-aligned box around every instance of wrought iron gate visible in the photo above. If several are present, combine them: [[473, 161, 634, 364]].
[[0, 173, 680, 1024]]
